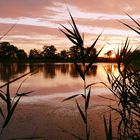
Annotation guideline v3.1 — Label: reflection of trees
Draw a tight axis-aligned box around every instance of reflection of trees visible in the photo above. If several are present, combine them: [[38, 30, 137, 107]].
[[87, 65, 97, 76], [70, 64, 80, 78], [29, 63, 43, 73], [16, 63, 28, 74], [105, 65, 113, 74], [60, 64, 70, 74], [0, 63, 99, 82], [69, 64, 97, 78], [43, 63, 56, 79], [0, 63, 27, 82], [104, 64, 117, 74]]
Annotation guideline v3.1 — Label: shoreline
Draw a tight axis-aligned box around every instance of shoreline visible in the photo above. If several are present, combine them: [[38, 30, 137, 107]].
[[0, 57, 117, 63]]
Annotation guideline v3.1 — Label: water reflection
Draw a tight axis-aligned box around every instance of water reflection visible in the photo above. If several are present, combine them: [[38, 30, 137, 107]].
[[104, 64, 118, 75], [43, 64, 56, 78], [0, 62, 121, 97], [0, 63, 118, 82], [0, 63, 27, 82]]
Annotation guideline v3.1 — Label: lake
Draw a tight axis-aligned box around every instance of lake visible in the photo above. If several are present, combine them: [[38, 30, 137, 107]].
[[0, 62, 118, 103], [0, 62, 120, 140]]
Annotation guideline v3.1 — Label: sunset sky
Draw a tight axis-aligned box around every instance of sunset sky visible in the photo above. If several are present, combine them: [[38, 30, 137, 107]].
[[0, 0, 140, 56]]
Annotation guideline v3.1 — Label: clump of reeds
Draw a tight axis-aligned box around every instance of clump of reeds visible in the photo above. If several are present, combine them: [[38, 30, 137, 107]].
[[0, 71, 33, 136], [60, 11, 102, 140], [102, 14, 140, 140], [105, 37, 140, 139]]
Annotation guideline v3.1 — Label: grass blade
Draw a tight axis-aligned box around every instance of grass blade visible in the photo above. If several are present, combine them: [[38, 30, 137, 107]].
[[16, 91, 33, 97], [74, 62, 85, 81], [60, 127, 83, 140], [0, 92, 6, 102], [84, 47, 103, 74], [0, 71, 33, 89], [3, 96, 21, 128], [103, 114, 108, 139], [60, 24, 76, 37], [87, 128, 90, 140], [0, 23, 17, 40], [0, 107, 5, 119], [120, 21, 140, 35], [68, 11, 83, 47], [62, 94, 80, 102], [11, 137, 46, 140], [76, 100, 86, 124], [86, 82, 99, 89], [125, 13, 140, 28], [109, 113, 112, 139], [86, 87, 91, 110], [85, 33, 101, 57], [59, 29, 78, 46], [81, 94, 85, 99], [6, 79, 11, 113]]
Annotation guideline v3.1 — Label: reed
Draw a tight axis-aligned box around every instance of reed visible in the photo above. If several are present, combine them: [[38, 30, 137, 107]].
[[105, 37, 140, 139], [60, 11, 102, 140], [101, 14, 140, 140], [0, 71, 33, 136]]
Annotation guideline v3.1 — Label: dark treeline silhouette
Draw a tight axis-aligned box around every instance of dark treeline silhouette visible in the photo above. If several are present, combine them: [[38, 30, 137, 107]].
[[0, 42, 97, 62], [0, 41, 140, 62], [29, 44, 97, 62], [0, 42, 27, 60]]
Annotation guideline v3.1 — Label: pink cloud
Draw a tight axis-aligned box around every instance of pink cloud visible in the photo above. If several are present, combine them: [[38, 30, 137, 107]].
[[0, 0, 140, 53]]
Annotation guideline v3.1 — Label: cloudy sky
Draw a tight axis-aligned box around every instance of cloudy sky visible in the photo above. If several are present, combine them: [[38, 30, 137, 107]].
[[0, 0, 140, 55]]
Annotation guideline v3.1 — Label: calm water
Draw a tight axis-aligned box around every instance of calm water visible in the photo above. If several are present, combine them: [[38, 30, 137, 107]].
[[0, 63, 118, 103]]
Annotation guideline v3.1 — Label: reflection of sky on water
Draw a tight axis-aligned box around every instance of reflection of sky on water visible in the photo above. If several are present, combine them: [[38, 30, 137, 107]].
[[0, 63, 119, 98], [19, 87, 111, 104]]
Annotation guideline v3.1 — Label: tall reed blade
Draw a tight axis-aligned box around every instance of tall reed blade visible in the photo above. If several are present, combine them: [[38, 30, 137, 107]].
[[3, 96, 21, 128], [74, 62, 85, 81], [6, 77, 11, 113], [76, 100, 86, 124], [103, 113, 113, 140], [86, 88, 91, 110]]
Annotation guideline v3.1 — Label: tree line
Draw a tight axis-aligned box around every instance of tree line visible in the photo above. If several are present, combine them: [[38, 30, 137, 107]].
[[0, 41, 139, 62], [0, 41, 97, 61]]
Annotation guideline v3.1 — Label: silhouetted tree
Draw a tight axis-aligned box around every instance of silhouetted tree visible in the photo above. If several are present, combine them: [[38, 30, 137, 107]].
[[69, 46, 97, 60], [29, 48, 41, 59], [16, 49, 27, 59], [60, 49, 69, 59], [104, 50, 114, 58], [85, 47, 96, 59], [69, 46, 81, 59], [42, 45, 57, 59], [0, 42, 18, 59]]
